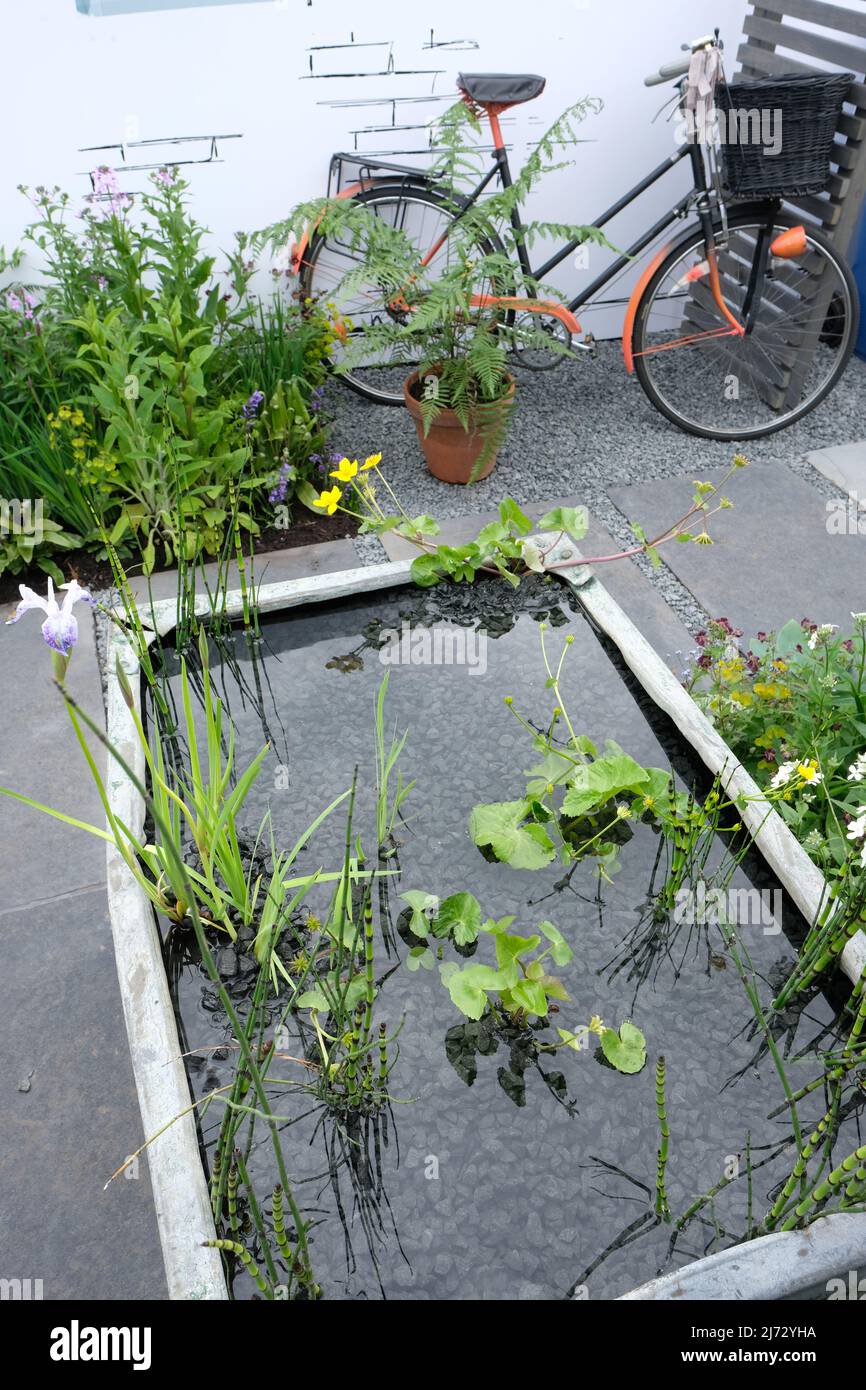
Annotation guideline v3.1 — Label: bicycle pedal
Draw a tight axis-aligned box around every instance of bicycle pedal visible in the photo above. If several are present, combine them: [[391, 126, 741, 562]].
[[577, 332, 597, 357]]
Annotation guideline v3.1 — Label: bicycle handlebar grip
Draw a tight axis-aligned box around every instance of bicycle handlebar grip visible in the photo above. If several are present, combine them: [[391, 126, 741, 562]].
[[644, 56, 691, 86]]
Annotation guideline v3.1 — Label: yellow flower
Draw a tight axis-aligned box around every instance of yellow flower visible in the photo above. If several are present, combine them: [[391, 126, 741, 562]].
[[71, 410, 85, 427], [718, 658, 744, 682], [361, 452, 382, 471], [754, 725, 787, 748], [330, 457, 358, 483], [58, 405, 71, 419], [731, 690, 753, 706], [588, 1015, 605, 1035], [797, 759, 821, 782], [313, 485, 342, 515]]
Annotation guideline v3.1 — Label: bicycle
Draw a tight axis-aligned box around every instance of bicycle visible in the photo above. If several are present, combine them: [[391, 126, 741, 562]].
[[294, 32, 860, 442]]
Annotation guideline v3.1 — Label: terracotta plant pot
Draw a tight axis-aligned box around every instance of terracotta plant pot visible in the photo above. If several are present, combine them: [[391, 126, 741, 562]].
[[403, 370, 515, 485]]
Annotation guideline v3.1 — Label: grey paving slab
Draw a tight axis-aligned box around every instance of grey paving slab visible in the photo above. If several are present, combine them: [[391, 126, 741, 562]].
[[806, 440, 866, 504], [610, 461, 866, 638], [0, 610, 166, 1299], [0, 588, 108, 913], [380, 499, 696, 663], [126, 537, 360, 610], [0, 888, 165, 1299]]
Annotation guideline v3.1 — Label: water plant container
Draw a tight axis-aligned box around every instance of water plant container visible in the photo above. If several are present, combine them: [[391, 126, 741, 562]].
[[104, 555, 866, 1300], [403, 370, 514, 484]]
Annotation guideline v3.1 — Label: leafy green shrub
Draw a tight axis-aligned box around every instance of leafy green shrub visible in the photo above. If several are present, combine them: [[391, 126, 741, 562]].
[[0, 169, 337, 574]]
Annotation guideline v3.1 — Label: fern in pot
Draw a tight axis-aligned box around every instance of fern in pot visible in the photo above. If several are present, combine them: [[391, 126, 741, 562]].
[[257, 97, 607, 485]]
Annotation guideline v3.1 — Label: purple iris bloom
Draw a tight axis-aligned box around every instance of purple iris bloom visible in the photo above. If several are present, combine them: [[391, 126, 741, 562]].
[[6, 578, 95, 655]]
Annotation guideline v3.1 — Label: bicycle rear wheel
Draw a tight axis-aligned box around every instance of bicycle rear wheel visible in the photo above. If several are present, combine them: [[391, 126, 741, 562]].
[[300, 183, 507, 406], [631, 209, 859, 440]]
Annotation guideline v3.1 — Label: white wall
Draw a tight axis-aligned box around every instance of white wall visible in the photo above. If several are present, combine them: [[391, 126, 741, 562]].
[[0, 0, 750, 329]]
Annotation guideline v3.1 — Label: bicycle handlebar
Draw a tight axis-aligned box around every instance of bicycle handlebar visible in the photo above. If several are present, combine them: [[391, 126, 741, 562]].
[[644, 55, 691, 87]]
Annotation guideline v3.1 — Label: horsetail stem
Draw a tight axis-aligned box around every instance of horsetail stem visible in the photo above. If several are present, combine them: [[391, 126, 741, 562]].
[[781, 1139, 866, 1230], [763, 1108, 833, 1231], [655, 1056, 670, 1221], [378, 1020, 388, 1084], [362, 889, 375, 1048], [676, 1171, 735, 1230], [844, 964, 866, 1055], [203, 1238, 273, 1299], [768, 1049, 866, 1116], [844, 1164, 866, 1203], [272, 1184, 297, 1285], [345, 1006, 362, 1100], [234, 1147, 280, 1289], [210, 1147, 223, 1222], [777, 894, 866, 1004], [227, 1159, 240, 1239]]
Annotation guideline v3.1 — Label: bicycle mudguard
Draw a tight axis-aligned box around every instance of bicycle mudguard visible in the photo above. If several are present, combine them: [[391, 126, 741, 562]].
[[622, 242, 674, 373], [289, 182, 373, 276], [621, 201, 783, 372], [470, 294, 581, 335]]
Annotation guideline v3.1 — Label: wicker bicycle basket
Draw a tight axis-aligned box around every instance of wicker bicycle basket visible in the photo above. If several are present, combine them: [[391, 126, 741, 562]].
[[717, 71, 853, 197]]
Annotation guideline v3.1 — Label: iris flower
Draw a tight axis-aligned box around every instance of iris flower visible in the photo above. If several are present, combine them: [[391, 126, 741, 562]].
[[6, 578, 95, 654]]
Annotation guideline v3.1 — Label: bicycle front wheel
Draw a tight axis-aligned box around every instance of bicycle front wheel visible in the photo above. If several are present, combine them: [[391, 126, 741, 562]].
[[300, 183, 506, 407], [632, 209, 859, 440]]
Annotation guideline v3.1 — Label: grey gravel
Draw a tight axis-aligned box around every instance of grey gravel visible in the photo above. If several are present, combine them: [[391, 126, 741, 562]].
[[352, 531, 390, 567]]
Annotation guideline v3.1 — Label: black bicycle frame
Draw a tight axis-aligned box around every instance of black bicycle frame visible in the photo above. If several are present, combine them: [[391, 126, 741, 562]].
[[447, 136, 716, 312]]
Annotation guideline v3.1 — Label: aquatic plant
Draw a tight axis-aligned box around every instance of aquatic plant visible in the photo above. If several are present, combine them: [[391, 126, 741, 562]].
[[654, 1056, 671, 1221], [299, 454, 748, 589]]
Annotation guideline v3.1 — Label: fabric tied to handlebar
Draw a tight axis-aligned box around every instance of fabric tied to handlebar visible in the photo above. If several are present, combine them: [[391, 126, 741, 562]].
[[684, 44, 723, 140]]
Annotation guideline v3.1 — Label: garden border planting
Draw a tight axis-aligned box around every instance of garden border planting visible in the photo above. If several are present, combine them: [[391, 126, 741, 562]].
[[103, 550, 866, 1300]]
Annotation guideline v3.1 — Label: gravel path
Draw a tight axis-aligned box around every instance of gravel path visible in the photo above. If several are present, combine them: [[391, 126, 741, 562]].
[[330, 341, 864, 632]]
